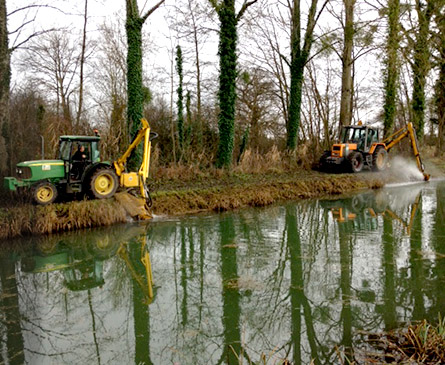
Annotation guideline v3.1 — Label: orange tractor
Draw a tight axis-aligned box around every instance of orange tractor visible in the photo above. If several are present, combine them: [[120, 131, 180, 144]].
[[319, 122, 430, 181]]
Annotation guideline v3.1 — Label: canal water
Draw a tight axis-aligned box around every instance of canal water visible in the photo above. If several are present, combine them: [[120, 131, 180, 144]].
[[1, 180, 445, 364]]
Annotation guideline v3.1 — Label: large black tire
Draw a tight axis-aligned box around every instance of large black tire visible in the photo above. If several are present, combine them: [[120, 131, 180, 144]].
[[347, 151, 364, 173], [319, 151, 331, 172], [89, 168, 118, 199], [372, 146, 388, 172], [32, 181, 58, 205]]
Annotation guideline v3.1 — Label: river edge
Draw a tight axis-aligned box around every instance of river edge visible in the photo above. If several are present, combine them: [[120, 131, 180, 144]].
[[0, 169, 390, 240], [2, 152, 443, 241]]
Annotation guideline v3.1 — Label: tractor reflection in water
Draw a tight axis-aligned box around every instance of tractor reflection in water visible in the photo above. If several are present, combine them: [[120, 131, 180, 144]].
[[19, 227, 154, 301], [321, 189, 421, 234]]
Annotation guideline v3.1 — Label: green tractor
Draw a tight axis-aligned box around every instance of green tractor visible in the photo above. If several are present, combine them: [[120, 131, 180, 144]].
[[4, 134, 119, 205]]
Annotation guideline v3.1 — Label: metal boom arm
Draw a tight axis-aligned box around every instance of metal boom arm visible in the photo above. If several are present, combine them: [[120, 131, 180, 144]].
[[113, 118, 155, 198], [383, 122, 430, 181]]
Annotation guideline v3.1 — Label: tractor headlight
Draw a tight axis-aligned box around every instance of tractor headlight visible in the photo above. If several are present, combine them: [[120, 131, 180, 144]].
[[16, 168, 22, 176]]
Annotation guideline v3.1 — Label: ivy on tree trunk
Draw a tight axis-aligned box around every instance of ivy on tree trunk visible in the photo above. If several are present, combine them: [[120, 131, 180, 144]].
[[125, 0, 164, 169], [411, 0, 434, 138], [210, 0, 258, 168], [0, 0, 9, 174], [434, 7, 445, 154], [286, 0, 325, 150], [383, 0, 400, 137], [176, 45, 184, 150]]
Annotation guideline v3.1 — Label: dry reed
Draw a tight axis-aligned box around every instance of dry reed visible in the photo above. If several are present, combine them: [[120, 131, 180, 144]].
[[0, 198, 127, 240]]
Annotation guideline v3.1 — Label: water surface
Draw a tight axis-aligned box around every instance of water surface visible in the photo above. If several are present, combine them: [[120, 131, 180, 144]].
[[1, 180, 445, 364]]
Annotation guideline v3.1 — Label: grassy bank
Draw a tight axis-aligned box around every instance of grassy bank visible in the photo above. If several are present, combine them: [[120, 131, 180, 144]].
[[0, 169, 385, 240], [151, 170, 384, 215]]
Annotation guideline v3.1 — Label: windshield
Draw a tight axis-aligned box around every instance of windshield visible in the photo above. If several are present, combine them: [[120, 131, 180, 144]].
[[58, 141, 72, 160], [341, 127, 366, 143]]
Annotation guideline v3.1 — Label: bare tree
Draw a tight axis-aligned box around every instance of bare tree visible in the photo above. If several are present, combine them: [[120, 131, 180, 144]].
[[236, 68, 281, 150], [93, 19, 128, 158], [75, 0, 89, 130], [20, 31, 81, 138]]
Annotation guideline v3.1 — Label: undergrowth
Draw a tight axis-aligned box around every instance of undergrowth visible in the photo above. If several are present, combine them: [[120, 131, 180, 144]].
[[384, 317, 445, 363]]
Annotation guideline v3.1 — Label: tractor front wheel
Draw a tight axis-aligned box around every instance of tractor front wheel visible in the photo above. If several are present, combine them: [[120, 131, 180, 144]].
[[33, 182, 58, 205], [372, 146, 388, 171], [89, 168, 119, 199], [347, 152, 364, 173]]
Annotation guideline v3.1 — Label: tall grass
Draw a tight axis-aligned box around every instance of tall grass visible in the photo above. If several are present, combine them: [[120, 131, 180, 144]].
[[389, 317, 445, 363], [0, 199, 127, 240]]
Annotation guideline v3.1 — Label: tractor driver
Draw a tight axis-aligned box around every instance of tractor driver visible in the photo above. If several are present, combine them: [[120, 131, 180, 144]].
[[72, 145, 88, 179]]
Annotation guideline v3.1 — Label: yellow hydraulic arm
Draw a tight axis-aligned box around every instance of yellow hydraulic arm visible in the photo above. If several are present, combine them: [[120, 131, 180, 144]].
[[383, 122, 430, 181], [113, 118, 155, 200]]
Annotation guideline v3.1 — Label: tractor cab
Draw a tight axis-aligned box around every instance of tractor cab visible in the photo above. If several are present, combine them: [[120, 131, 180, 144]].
[[340, 126, 379, 153], [58, 135, 101, 182]]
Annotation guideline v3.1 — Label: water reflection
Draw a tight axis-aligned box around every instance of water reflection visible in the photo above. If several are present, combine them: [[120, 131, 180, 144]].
[[1, 181, 445, 364]]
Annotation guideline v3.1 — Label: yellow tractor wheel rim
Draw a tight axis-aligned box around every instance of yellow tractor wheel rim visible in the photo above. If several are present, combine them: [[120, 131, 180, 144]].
[[376, 153, 385, 168], [94, 174, 115, 195], [37, 186, 54, 203]]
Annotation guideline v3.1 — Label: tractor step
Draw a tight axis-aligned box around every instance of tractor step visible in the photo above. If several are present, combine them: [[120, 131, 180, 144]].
[[67, 183, 82, 193]]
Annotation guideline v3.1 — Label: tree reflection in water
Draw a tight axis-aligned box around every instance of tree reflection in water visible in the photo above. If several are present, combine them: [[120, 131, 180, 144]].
[[1, 181, 444, 363]]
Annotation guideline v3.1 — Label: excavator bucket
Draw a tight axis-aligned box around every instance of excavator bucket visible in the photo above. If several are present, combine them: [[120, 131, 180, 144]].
[[114, 192, 152, 220]]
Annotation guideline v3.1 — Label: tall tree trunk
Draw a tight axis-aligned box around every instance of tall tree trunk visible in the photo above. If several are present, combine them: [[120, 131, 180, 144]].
[[339, 0, 355, 127], [125, 0, 164, 168], [214, 0, 238, 167], [383, 0, 400, 137], [176, 45, 184, 152], [210, 0, 258, 167], [286, 0, 324, 150], [76, 0, 88, 131], [0, 0, 10, 174], [411, 0, 434, 138], [435, 8, 445, 154], [188, 0, 203, 147]]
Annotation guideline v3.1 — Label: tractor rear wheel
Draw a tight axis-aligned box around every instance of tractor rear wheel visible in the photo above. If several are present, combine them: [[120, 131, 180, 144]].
[[33, 182, 58, 205], [89, 168, 118, 199], [372, 146, 388, 171], [347, 152, 364, 173]]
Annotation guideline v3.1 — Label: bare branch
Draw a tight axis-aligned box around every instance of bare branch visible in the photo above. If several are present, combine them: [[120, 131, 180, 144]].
[[141, 0, 165, 23], [10, 29, 56, 53], [7, 4, 64, 18], [9, 18, 35, 36], [236, 0, 259, 22]]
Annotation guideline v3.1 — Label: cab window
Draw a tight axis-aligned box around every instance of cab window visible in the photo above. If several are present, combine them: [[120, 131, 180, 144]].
[[59, 141, 72, 161]]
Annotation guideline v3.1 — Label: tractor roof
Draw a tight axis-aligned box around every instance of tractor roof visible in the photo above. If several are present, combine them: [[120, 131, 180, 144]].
[[343, 125, 377, 130], [60, 135, 101, 142]]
